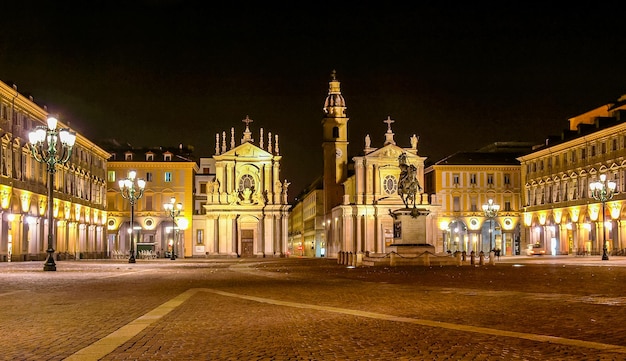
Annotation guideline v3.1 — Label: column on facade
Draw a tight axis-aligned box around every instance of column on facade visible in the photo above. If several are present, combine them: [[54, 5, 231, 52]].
[[374, 210, 383, 254], [217, 164, 226, 197], [273, 162, 280, 204], [558, 223, 567, 255], [372, 164, 380, 202], [230, 164, 236, 196], [618, 220, 625, 252], [281, 210, 289, 256], [576, 222, 585, 253], [343, 213, 354, 253], [264, 214, 274, 256], [365, 164, 373, 204], [264, 164, 272, 204], [355, 162, 364, 204], [364, 212, 376, 253], [217, 215, 230, 256], [233, 216, 240, 256], [354, 213, 363, 254]]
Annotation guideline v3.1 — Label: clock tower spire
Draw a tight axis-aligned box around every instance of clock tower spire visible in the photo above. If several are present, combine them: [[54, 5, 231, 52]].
[[322, 70, 349, 213]]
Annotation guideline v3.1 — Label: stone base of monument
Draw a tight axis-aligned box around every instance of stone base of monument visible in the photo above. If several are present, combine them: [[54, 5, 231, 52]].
[[359, 207, 458, 267]]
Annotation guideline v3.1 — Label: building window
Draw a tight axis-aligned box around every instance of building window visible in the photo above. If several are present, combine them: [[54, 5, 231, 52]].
[[197, 229, 204, 245], [146, 153, 154, 161], [107, 171, 115, 182], [239, 174, 255, 191], [125, 153, 133, 161], [470, 196, 477, 211], [146, 172, 153, 182], [601, 142, 606, 154], [504, 201, 511, 211], [581, 148, 586, 159], [504, 174, 510, 185], [487, 174, 494, 185], [164, 153, 172, 161], [164, 172, 172, 182], [383, 174, 397, 195], [145, 195, 153, 211], [469, 174, 476, 185], [453, 174, 460, 185], [453, 196, 460, 212], [332, 126, 339, 139], [200, 182, 207, 194], [591, 145, 596, 157]]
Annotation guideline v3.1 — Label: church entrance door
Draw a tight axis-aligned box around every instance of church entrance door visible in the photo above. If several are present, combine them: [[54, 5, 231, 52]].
[[241, 230, 254, 257]]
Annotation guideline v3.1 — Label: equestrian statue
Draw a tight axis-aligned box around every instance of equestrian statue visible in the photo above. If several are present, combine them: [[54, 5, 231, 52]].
[[398, 153, 422, 209]]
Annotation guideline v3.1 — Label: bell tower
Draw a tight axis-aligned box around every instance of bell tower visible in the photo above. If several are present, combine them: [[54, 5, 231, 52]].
[[322, 70, 349, 213]]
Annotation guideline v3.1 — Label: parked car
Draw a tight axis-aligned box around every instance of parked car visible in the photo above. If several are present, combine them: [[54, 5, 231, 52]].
[[526, 243, 546, 256]]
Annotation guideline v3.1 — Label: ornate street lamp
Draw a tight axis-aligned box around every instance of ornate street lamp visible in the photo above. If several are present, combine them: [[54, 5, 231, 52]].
[[118, 171, 146, 263], [589, 173, 617, 260], [482, 198, 500, 252], [164, 197, 182, 260], [28, 116, 76, 271]]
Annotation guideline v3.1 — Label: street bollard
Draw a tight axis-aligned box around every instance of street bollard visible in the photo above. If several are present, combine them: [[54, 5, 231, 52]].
[[390, 252, 396, 266], [489, 251, 495, 265], [479, 251, 485, 265], [348, 252, 353, 266], [470, 251, 475, 265], [423, 252, 430, 266], [462, 251, 467, 262], [455, 251, 462, 266]]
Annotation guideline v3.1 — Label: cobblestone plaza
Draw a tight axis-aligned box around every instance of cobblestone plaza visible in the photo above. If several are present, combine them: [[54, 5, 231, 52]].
[[1, 257, 626, 360]]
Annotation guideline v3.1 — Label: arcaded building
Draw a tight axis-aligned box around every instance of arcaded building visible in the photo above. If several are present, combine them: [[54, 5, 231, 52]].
[[0, 80, 109, 262], [519, 95, 626, 256]]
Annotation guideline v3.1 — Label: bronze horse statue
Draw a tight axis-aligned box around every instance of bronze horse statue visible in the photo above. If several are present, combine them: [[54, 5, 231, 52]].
[[398, 153, 422, 208]]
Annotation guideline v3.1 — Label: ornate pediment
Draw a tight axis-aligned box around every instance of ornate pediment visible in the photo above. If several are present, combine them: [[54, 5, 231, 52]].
[[218, 142, 273, 160], [365, 144, 406, 161]]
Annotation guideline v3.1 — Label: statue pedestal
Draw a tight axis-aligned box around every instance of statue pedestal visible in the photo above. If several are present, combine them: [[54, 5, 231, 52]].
[[388, 207, 433, 255]]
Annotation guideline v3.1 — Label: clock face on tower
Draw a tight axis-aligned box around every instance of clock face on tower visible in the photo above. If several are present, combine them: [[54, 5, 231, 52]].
[[335, 148, 343, 158]]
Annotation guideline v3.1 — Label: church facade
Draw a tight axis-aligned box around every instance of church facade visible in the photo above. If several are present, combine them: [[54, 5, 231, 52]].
[[320, 72, 439, 258], [193, 117, 291, 257]]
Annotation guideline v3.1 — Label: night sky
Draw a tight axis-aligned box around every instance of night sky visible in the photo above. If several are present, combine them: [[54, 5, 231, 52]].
[[1, 2, 626, 201]]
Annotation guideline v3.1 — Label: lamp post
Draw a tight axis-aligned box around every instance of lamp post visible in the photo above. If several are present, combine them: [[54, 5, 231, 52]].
[[118, 171, 146, 263], [589, 173, 616, 261], [28, 116, 76, 271], [482, 198, 500, 252], [164, 197, 182, 260]]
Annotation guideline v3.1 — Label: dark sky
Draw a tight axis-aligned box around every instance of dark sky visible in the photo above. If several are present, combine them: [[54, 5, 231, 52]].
[[2, 2, 626, 201]]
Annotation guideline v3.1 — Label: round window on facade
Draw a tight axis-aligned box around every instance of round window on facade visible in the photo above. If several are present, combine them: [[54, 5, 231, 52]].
[[145, 218, 153, 227], [239, 174, 256, 192], [107, 219, 115, 227], [504, 218, 512, 227], [383, 174, 398, 195], [470, 219, 478, 227]]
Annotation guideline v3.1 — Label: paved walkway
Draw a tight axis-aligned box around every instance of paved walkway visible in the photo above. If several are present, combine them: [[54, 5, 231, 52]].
[[1, 256, 626, 360]]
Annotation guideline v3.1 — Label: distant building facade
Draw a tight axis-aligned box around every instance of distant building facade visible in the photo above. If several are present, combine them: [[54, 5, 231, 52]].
[[424, 143, 531, 256], [106, 145, 197, 258], [0, 80, 109, 262], [519, 95, 626, 256], [193, 118, 291, 257], [288, 177, 324, 257]]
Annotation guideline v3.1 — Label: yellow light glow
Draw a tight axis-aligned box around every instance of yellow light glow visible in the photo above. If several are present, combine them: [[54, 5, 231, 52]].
[[524, 212, 532, 227]]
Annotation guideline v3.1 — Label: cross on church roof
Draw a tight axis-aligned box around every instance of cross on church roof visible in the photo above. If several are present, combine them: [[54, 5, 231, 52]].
[[384, 116, 395, 132], [242, 115, 254, 127]]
